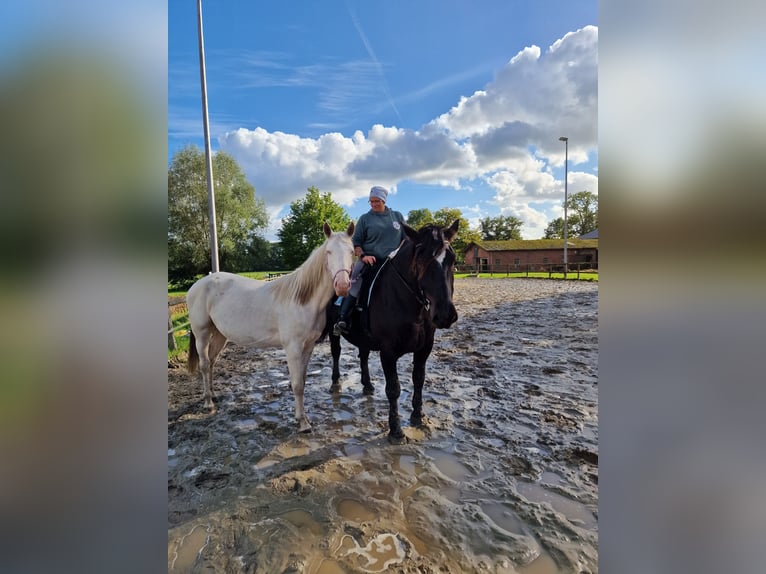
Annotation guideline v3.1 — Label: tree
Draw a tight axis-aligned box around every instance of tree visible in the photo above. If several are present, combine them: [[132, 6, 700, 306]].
[[405, 208, 434, 230], [168, 145, 268, 283], [433, 208, 480, 261], [566, 191, 598, 236], [408, 206, 479, 262], [544, 218, 565, 239], [544, 191, 598, 239], [278, 186, 352, 268], [479, 215, 523, 240]]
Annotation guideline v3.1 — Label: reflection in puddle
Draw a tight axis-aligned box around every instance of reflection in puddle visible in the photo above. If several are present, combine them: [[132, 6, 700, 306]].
[[254, 438, 322, 469], [517, 482, 597, 530], [337, 498, 376, 522], [519, 551, 559, 574], [426, 449, 472, 482], [481, 502, 525, 535], [280, 509, 323, 536], [170, 524, 208, 571], [338, 533, 406, 573]]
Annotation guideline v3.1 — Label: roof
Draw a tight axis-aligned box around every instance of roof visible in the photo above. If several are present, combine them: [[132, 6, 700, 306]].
[[578, 229, 599, 239], [464, 238, 598, 253]]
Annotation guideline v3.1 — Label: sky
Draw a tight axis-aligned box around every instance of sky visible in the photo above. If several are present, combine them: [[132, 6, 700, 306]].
[[169, 1, 598, 240]]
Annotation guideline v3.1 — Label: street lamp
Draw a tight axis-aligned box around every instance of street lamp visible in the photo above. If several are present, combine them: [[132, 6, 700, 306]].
[[197, 0, 219, 272], [558, 136, 568, 277]]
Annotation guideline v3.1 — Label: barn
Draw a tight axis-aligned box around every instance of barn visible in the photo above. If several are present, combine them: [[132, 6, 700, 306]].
[[462, 238, 598, 272]]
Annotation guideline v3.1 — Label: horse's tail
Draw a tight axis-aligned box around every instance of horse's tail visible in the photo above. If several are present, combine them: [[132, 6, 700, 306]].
[[188, 330, 199, 374]]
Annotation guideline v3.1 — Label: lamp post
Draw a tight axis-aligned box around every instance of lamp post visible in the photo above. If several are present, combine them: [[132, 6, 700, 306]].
[[558, 136, 568, 278], [197, 0, 219, 272]]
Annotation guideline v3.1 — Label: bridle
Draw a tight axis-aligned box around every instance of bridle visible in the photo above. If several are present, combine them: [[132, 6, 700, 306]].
[[333, 268, 351, 283]]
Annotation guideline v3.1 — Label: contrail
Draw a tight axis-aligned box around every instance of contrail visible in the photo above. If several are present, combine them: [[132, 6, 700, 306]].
[[345, 1, 404, 125]]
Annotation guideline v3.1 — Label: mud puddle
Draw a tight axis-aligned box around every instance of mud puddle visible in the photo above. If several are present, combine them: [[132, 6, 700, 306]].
[[168, 278, 598, 572]]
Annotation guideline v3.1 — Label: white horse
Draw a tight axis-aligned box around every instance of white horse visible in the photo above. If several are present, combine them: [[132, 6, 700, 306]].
[[187, 222, 355, 432]]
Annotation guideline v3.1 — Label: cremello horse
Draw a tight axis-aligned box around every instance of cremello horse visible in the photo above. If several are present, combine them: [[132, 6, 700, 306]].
[[187, 222, 355, 432]]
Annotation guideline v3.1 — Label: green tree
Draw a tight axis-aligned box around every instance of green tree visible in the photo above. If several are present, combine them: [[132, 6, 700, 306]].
[[432, 207, 480, 261], [278, 186, 351, 268], [544, 217, 565, 239], [408, 206, 479, 262], [544, 191, 598, 239], [479, 215, 523, 240], [405, 208, 434, 230], [168, 145, 268, 283], [566, 191, 598, 236]]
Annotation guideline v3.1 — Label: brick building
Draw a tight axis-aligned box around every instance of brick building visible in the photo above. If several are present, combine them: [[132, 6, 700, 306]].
[[462, 238, 598, 271]]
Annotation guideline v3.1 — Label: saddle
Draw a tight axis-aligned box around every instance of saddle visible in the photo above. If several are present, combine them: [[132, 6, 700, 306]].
[[351, 261, 384, 336]]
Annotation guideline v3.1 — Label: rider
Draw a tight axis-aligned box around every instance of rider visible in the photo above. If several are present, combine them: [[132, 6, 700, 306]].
[[333, 185, 406, 335]]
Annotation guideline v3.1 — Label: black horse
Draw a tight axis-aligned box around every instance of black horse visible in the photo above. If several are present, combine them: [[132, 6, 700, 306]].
[[324, 220, 459, 442]]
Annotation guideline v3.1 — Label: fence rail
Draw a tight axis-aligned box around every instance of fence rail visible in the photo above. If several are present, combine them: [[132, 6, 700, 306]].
[[168, 296, 188, 351], [456, 262, 597, 279]]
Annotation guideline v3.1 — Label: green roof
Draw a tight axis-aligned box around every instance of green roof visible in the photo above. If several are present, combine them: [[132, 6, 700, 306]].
[[465, 239, 598, 252]]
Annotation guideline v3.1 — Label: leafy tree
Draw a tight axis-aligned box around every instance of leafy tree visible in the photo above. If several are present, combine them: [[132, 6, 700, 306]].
[[278, 186, 352, 268], [479, 215, 523, 240], [168, 145, 268, 283], [544, 191, 598, 239], [408, 206, 479, 262], [433, 207, 480, 261], [246, 236, 287, 271], [544, 217, 565, 239], [405, 208, 434, 230], [566, 191, 598, 236]]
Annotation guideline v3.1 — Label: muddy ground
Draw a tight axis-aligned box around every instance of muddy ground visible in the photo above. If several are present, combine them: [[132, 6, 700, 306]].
[[168, 278, 598, 573]]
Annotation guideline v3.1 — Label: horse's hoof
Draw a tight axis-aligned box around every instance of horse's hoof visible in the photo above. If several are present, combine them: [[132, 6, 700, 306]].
[[362, 385, 374, 396], [388, 432, 406, 445], [298, 419, 312, 433], [329, 383, 341, 394], [410, 414, 424, 427]]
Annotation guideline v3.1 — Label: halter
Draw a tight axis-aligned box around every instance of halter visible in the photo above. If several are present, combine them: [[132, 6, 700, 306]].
[[333, 268, 351, 282]]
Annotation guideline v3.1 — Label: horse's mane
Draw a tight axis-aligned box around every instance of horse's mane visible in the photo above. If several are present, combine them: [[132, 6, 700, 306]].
[[271, 240, 329, 306]]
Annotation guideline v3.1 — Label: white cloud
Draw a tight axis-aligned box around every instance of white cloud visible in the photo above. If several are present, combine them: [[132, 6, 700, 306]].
[[219, 25, 598, 235]]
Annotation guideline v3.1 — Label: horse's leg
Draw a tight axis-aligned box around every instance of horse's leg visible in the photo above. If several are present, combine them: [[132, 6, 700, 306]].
[[329, 332, 341, 393], [411, 334, 434, 426], [380, 351, 404, 443], [285, 339, 313, 433], [193, 325, 216, 413], [360, 345, 373, 395], [206, 327, 227, 406]]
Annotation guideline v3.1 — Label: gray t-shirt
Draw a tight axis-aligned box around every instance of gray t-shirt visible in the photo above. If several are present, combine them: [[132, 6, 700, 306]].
[[352, 207, 406, 260]]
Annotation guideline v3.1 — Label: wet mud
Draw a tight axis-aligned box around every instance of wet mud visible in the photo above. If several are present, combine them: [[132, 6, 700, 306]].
[[168, 278, 598, 573]]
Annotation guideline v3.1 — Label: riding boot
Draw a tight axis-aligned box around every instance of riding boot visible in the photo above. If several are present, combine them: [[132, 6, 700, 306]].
[[333, 295, 357, 336]]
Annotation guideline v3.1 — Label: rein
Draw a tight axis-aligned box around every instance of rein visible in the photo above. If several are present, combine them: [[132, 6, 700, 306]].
[[368, 241, 429, 311]]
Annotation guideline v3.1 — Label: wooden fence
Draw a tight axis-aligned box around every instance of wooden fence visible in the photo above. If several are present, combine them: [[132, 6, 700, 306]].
[[456, 262, 597, 279], [168, 296, 188, 351]]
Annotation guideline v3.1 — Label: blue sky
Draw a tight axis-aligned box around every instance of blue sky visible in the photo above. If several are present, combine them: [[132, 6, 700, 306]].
[[169, 1, 598, 240]]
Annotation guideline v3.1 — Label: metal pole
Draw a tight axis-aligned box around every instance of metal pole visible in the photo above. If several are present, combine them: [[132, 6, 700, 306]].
[[559, 136, 569, 278], [197, 0, 219, 272]]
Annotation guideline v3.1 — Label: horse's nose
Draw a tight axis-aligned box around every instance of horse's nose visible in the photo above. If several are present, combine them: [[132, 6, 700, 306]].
[[434, 303, 458, 328], [335, 282, 350, 297]]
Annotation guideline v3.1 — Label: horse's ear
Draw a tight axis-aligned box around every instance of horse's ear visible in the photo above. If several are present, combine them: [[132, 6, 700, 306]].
[[323, 221, 332, 238], [346, 221, 355, 236], [402, 222, 418, 242], [444, 219, 459, 242]]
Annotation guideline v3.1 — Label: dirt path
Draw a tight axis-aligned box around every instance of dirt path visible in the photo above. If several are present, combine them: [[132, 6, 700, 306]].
[[168, 278, 598, 573]]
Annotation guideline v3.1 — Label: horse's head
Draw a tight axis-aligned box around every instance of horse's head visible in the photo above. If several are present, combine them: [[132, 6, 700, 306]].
[[323, 221, 355, 297], [404, 219, 460, 329]]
